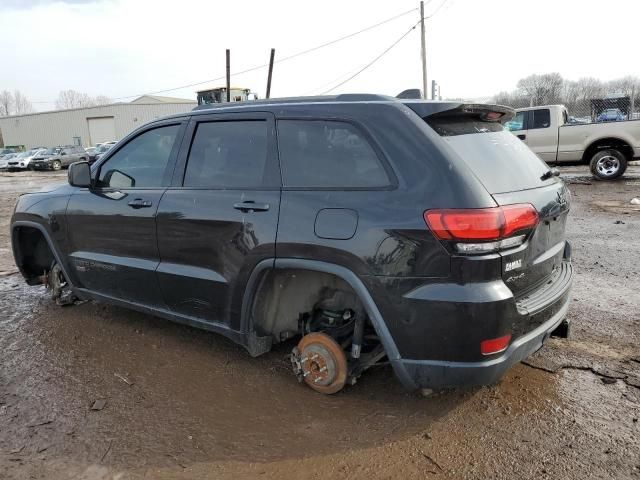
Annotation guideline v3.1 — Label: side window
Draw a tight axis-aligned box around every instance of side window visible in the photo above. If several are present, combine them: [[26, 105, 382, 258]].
[[97, 124, 179, 188], [531, 109, 551, 129], [183, 120, 269, 188], [505, 111, 526, 131], [277, 120, 390, 188]]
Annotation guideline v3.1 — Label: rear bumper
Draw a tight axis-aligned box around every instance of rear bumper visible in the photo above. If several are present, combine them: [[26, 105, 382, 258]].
[[385, 260, 573, 390], [391, 292, 570, 390]]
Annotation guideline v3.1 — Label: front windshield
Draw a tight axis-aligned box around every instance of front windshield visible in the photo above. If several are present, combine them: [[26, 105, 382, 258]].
[[98, 145, 111, 153], [43, 148, 60, 155], [17, 151, 30, 158]]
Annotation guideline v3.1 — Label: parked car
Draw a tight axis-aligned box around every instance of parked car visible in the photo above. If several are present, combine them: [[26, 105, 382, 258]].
[[0, 153, 17, 170], [10, 94, 572, 394], [92, 143, 114, 163], [5, 148, 47, 171], [506, 104, 640, 179], [597, 108, 625, 122], [0, 152, 18, 170], [85, 147, 98, 162], [30, 145, 88, 171]]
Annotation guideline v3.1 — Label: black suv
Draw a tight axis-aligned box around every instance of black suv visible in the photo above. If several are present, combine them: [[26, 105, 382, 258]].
[[11, 95, 572, 394], [31, 145, 88, 171]]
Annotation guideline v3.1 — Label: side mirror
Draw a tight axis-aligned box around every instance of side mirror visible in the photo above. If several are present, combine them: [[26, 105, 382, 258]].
[[60, 152, 67, 156], [68, 161, 92, 188]]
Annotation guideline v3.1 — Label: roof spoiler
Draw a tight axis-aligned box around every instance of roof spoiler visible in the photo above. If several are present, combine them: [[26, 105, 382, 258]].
[[404, 102, 515, 122], [396, 89, 422, 99]]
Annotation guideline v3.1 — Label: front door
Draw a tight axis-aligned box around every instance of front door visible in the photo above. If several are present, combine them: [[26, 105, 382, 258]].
[[156, 113, 281, 329], [65, 121, 186, 307], [505, 109, 529, 143]]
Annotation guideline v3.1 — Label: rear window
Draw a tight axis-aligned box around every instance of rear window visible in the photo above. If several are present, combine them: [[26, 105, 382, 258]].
[[277, 120, 390, 188], [426, 115, 553, 194]]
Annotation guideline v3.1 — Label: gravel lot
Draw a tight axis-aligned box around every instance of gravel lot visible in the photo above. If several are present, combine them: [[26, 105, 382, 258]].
[[0, 167, 639, 480]]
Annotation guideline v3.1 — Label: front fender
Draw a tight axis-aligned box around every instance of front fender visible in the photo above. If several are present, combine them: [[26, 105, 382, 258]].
[[11, 192, 74, 285]]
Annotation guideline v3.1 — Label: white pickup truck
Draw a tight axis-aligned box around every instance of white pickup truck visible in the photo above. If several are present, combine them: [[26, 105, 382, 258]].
[[505, 104, 640, 179]]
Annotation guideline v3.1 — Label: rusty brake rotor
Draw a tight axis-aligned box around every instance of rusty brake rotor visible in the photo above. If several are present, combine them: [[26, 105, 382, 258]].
[[294, 332, 348, 394]]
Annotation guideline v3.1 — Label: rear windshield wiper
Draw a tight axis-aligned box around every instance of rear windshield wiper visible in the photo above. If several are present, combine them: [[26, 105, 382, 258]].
[[540, 168, 560, 181]]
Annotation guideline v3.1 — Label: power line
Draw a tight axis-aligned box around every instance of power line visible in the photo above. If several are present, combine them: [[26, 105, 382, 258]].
[[31, 7, 418, 104], [425, 0, 449, 19], [320, 21, 419, 95], [314, 0, 450, 96]]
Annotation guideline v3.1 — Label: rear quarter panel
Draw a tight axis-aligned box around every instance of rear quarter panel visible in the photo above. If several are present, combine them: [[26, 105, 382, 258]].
[[273, 102, 497, 278]]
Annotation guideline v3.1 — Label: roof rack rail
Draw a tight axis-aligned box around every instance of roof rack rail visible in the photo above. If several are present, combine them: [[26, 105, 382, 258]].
[[192, 93, 398, 111], [334, 93, 397, 102]]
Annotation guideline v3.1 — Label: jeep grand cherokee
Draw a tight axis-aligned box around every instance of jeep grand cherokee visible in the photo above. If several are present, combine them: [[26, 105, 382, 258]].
[[11, 94, 572, 394]]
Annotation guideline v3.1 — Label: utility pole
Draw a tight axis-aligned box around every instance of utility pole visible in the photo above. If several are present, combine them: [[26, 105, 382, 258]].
[[266, 48, 275, 99], [226, 49, 231, 103], [420, 1, 427, 100]]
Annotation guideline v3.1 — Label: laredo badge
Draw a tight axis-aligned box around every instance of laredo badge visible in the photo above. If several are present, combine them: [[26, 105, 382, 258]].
[[505, 259, 522, 272]]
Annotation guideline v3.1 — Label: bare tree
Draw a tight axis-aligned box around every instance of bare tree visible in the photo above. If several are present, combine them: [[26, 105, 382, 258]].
[[13, 90, 33, 114], [55, 90, 95, 109], [605, 75, 640, 97], [492, 73, 638, 118], [0, 90, 14, 116], [516, 73, 564, 106], [55, 90, 112, 109], [93, 95, 112, 106], [493, 90, 529, 108]]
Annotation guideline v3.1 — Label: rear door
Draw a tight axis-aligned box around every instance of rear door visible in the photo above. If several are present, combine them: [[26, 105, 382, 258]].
[[155, 112, 281, 329], [65, 120, 186, 307]]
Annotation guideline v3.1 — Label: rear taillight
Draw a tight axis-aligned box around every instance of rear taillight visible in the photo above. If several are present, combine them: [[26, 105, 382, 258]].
[[480, 334, 512, 355], [424, 204, 538, 254]]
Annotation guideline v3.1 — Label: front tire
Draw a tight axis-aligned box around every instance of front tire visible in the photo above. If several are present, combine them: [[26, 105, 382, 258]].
[[51, 160, 62, 171], [590, 149, 627, 180]]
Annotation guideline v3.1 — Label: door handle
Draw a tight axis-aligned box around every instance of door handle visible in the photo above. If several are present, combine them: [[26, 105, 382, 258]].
[[517, 134, 526, 140], [233, 201, 270, 212], [128, 198, 153, 209]]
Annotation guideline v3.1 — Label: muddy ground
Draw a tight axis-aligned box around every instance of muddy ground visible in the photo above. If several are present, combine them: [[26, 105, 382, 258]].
[[0, 168, 639, 480]]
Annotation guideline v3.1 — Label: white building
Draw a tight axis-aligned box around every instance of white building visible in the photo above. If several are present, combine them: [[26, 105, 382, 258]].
[[0, 95, 196, 149]]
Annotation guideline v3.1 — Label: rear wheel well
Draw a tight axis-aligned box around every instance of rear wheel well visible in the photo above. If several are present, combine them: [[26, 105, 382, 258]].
[[582, 138, 633, 163], [251, 268, 367, 343], [13, 226, 54, 284]]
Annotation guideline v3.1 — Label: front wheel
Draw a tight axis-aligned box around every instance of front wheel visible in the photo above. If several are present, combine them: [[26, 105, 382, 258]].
[[51, 160, 62, 171], [590, 149, 627, 180]]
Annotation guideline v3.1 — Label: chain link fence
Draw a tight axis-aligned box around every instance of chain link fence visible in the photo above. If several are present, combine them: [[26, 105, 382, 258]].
[[486, 74, 639, 124]]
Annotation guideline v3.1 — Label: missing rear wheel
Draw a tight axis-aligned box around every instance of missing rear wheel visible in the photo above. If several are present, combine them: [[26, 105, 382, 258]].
[[291, 332, 348, 394]]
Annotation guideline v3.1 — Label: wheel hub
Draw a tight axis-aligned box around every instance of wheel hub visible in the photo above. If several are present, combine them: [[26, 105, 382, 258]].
[[596, 155, 620, 177], [291, 332, 348, 394]]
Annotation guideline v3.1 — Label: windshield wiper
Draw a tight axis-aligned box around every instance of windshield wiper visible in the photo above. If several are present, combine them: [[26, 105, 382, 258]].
[[540, 168, 560, 181]]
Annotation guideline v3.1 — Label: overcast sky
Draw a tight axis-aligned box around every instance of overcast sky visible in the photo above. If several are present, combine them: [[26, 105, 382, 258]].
[[0, 0, 637, 110]]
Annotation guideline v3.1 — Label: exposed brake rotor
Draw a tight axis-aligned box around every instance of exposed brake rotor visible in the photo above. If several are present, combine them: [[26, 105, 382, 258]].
[[291, 332, 348, 394]]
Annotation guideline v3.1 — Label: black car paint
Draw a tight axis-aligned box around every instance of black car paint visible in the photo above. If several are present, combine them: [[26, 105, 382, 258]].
[[10, 95, 573, 390]]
